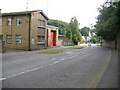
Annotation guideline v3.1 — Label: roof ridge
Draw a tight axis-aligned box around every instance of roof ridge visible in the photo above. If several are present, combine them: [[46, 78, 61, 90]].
[[2, 10, 42, 14], [2, 10, 49, 20]]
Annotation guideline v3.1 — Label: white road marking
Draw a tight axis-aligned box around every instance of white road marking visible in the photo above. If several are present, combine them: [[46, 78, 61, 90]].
[[66, 52, 72, 54], [5, 68, 40, 79], [1, 54, 80, 81], [61, 58, 65, 61], [32, 68, 40, 71], [68, 55, 78, 59], [53, 61, 60, 64], [52, 58, 56, 60]]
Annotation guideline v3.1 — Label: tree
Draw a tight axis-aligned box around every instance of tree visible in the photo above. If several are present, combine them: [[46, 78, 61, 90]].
[[48, 19, 69, 35], [80, 27, 90, 36], [91, 36, 97, 44], [69, 17, 82, 44], [95, 2, 119, 41], [48, 18, 82, 44], [66, 29, 72, 41]]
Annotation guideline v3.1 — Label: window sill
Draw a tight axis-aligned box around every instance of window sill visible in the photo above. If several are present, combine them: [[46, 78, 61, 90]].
[[38, 26, 45, 28], [6, 43, 11, 44], [37, 42, 45, 45]]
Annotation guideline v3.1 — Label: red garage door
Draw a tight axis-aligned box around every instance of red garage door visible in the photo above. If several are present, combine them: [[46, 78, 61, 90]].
[[50, 31, 56, 46]]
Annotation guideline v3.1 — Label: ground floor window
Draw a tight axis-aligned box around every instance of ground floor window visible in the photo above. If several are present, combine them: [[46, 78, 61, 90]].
[[6, 35, 12, 44], [16, 35, 21, 44]]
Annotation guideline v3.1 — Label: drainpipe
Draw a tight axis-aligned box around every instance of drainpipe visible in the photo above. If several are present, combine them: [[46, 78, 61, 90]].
[[11, 17, 13, 49], [28, 14, 31, 51]]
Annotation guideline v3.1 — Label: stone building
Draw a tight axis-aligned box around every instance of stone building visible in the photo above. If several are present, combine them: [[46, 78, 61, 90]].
[[1, 10, 49, 51]]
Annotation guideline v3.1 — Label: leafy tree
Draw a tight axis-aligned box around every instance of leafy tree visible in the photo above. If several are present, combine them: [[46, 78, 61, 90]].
[[48, 18, 82, 44], [48, 19, 69, 35], [66, 29, 72, 41], [91, 36, 97, 44], [95, 2, 119, 41], [69, 17, 82, 44], [80, 27, 90, 36], [77, 31, 82, 42]]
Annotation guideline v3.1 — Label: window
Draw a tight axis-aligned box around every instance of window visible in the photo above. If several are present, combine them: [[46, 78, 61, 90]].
[[7, 18, 12, 26], [38, 28, 45, 36], [38, 19, 45, 27], [16, 17, 22, 25], [6, 35, 12, 44], [0, 18, 1, 26], [16, 35, 21, 44], [37, 36, 44, 42]]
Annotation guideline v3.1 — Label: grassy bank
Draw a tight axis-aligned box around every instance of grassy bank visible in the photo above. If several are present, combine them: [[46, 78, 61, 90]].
[[38, 50, 64, 54], [68, 46, 83, 49]]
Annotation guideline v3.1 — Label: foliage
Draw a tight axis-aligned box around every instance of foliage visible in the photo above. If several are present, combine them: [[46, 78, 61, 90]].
[[48, 19, 69, 35], [38, 50, 64, 54], [68, 46, 83, 49], [69, 17, 82, 44], [66, 29, 72, 41], [90, 36, 97, 43], [48, 17, 82, 44], [95, 2, 119, 41], [80, 27, 90, 36]]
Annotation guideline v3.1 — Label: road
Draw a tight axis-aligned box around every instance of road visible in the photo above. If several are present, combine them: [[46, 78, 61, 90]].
[[1, 46, 118, 88]]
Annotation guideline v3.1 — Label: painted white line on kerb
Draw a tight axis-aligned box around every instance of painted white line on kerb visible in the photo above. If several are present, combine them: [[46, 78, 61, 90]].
[[0, 78, 7, 81]]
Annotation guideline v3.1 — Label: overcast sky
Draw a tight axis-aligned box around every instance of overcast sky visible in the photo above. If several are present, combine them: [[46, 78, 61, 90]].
[[0, 0, 106, 28]]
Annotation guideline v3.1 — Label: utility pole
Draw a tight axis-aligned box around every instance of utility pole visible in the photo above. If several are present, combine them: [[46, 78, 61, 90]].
[[26, 0, 31, 51], [26, 0, 28, 12], [47, 0, 48, 15]]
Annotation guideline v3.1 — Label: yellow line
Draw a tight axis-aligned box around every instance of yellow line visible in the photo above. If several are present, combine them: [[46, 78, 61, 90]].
[[88, 50, 112, 88]]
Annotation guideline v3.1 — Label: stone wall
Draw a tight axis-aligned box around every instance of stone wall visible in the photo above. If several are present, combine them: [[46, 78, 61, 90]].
[[102, 40, 116, 49], [58, 35, 73, 46], [117, 31, 120, 51], [102, 31, 120, 50]]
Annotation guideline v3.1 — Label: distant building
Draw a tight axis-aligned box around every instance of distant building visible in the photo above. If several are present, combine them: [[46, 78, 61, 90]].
[[1, 10, 49, 51], [82, 36, 90, 42], [82, 31, 96, 43]]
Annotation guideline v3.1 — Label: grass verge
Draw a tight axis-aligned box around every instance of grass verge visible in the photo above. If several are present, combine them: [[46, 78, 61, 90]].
[[68, 46, 83, 49], [38, 50, 64, 54]]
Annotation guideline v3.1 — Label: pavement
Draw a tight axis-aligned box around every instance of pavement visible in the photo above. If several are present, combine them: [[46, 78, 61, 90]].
[[0, 45, 118, 88]]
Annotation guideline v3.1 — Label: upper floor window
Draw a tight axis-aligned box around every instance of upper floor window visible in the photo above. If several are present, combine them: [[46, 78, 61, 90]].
[[38, 19, 45, 27], [7, 18, 12, 26], [0, 18, 1, 26], [38, 28, 45, 36], [16, 17, 22, 26]]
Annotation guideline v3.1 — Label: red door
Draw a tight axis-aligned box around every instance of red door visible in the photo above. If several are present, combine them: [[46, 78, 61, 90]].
[[50, 31, 56, 46]]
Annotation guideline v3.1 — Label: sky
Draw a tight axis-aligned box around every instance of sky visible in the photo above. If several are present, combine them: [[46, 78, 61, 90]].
[[0, 0, 107, 28]]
